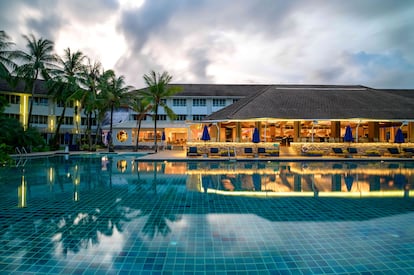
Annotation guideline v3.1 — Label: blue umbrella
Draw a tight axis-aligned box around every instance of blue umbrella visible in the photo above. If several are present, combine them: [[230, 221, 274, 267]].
[[344, 175, 354, 192], [394, 128, 404, 143], [252, 127, 260, 143], [344, 125, 353, 142], [201, 125, 210, 141], [161, 131, 166, 141]]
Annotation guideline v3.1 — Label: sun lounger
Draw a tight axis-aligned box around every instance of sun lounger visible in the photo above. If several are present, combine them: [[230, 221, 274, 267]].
[[403, 148, 414, 157], [331, 147, 346, 157], [347, 147, 358, 154], [257, 147, 279, 157], [257, 147, 267, 157], [243, 147, 255, 157], [386, 147, 405, 157], [209, 147, 220, 157], [187, 146, 200, 157]]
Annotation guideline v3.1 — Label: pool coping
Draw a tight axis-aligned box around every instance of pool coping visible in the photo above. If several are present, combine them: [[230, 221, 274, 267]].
[[10, 149, 414, 162]]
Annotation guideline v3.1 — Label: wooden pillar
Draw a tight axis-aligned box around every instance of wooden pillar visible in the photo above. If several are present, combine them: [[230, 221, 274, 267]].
[[408, 122, 414, 142], [330, 121, 340, 140], [236, 122, 241, 142], [293, 121, 301, 142], [368, 122, 379, 142], [253, 122, 260, 142]]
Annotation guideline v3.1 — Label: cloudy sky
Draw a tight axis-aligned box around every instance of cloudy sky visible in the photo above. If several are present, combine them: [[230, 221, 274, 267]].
[[1, 0, 414, 89]]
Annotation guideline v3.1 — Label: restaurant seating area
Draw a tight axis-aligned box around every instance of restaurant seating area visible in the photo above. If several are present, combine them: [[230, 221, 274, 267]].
[[186, 141, 414, 159]]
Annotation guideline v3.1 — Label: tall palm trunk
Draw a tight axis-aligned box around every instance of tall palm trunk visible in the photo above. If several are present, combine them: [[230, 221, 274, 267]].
[[109, 104, 114, 152], [52, 105, 66, 149], [27, 70, 39, 128], [153, 104, 158, 153], [135, 119, 142, 152]]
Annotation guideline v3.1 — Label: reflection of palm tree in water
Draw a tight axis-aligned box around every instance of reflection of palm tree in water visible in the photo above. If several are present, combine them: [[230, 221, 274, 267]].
[[133, 162, 182, 239], [303, 175, 318, 194], [279, 171, 293, 190]]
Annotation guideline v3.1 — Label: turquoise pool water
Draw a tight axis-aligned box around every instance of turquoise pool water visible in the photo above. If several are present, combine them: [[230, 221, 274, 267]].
[[1, 155, 414, 274]]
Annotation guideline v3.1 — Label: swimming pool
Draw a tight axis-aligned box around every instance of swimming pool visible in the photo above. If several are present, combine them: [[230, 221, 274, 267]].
[[1, 155, 414, 274]]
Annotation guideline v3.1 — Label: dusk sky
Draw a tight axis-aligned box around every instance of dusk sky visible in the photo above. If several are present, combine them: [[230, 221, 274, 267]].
[[1, 0, 414, 89]]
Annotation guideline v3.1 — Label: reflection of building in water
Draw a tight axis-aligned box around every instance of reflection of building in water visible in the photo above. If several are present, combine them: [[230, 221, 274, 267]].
[[117, 160, 128, 173], [184, 161, 412, 197]]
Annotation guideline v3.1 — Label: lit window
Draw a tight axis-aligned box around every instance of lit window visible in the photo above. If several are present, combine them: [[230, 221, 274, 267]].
[[117, 130, 128, 142]]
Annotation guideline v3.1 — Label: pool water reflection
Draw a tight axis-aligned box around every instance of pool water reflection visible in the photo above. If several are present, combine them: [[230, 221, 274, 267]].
[[0, 155, 414, 274]]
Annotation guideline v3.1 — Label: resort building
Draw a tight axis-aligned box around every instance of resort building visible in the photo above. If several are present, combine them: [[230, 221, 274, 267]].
[[1, 79, 414, 152]]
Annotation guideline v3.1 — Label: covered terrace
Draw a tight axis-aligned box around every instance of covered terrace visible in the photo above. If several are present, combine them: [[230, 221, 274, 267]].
[[187, 85, 414, 156]]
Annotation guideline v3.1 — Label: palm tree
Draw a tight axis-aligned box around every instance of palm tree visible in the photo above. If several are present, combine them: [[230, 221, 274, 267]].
[[129, 93, 151, 151], [99, 70, 133, 152], [0, 30, 16, 81], [77, 59, 102, 150], [47, 48, 86, 149], [141, 71, 181, 152], [13, 34, 58, 128]]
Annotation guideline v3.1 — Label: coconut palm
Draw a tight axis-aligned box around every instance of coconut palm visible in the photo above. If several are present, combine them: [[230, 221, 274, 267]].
[[77, 59, 102, 150], [141, 71, 181, 152], [0, 30, 16, 81], [13, 34, 58, 128], [47, 48, 86, 149], [129, 93, 151, 151], [99, 70, 133, 152]]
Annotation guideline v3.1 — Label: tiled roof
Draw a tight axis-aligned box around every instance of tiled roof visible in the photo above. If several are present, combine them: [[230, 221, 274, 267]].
[[169, 84, 269, 97], [205, 85, 414, 121], [0, 79, 48, 94]]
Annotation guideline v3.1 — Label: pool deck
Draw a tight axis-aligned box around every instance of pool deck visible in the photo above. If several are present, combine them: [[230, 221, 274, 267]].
[[10, 147, 414, 162]]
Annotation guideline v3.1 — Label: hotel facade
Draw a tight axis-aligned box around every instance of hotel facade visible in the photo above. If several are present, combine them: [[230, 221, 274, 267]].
[[1, 79, 414, 151]]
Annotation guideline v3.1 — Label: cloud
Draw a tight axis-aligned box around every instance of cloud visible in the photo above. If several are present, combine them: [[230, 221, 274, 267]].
[[1, 0, 414, 88]]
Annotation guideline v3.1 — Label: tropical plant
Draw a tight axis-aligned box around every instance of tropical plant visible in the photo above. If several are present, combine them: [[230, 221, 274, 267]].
[[128, 93, 151, 151], [47, 48, 86, 149], [12, 34, 58, 128], [99, 70, 133, 152], [0, 30, 16, 81], [141, 71, 181, 152], [77, 59, 102, 150]]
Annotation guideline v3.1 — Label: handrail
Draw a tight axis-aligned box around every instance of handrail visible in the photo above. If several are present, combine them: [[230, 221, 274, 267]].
[[15, 147, 22, 154]]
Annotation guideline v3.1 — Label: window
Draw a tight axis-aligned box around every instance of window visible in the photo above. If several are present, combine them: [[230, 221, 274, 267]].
[[175, 115, 187, 121], [160, 99, 167, 104], [33, 97, 48, 106], [193, 99, 206, 107], [29, 115, 48, 124], [56, 116, 74, 125], [156, 115, 167, 121], [6, 113, 19, 120], [117, 130, 128, 142], [213, 99, 226, 107], [81, 117, 97, 126], [192, 115, 206, 121], [132, 114, 148, 120], [3, 94, 20, 104], [57, 100, 74, 108], [173, 99, 186, 106], [233, 99, 239, 103]]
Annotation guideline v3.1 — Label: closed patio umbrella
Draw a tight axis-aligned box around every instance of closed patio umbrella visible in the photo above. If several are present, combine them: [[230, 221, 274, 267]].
[[344, 174, 354, 192], [252, 127, 260, 143], [344, 125, 353, 142], [201, 125, 211, 141], [394, 128, 404, 144], [201, 125, 210, 156], [161, 131, 166, 150]]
